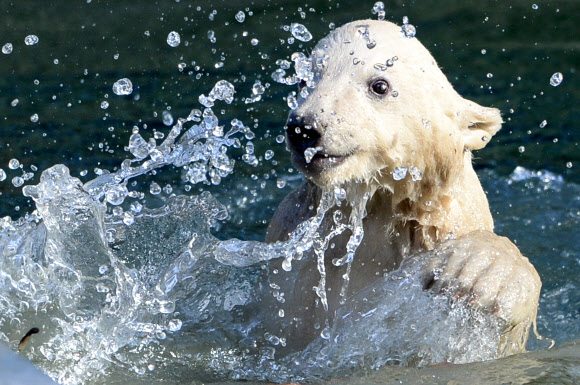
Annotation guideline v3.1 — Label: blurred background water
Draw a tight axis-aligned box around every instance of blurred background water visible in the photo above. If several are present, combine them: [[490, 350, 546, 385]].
[[0, 0, 578, 383]]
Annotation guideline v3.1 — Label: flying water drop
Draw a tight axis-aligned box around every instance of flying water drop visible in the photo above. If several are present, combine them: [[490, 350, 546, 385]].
[[167, 31, 181, 47], [290, 23, 313, 42], [112, 78, 133, 96], [24, 35, 39, 46], [549, 72, 563, 87]]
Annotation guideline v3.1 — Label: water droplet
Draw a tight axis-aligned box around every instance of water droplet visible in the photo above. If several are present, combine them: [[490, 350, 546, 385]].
[[539, 120, 547, 128], [320, 326, 331, 340], [518, 146, 525, 153], [566, 162, 573, 168], [278, 309, 284, 317], [198, 94, 214, 108], [550, 72, 563, 87], [207, 30, 216, 43], [0, 169, 5, 181], [105, 184, 128, 205], [24, 35, 39, 46], [122, 212, 134, 226], [12, 176, 24, 187], [30, 113, 39, 123], [276, 179, 286, 188], [100, 101, 109, 109], [162, 111, 174, 126], [150, 182, 162, 195], [128, 133, 149, 160], [410, 166, 423, 181], [250, 38, 259, 46], [304, 147, 323, 163], [481, 49, 487, 54], [112, 78, 133, 95], [168, 318, 182, 332], [374, 63, 387, 71], [290, 23, 313, 42], [333, 186, 347, 202], [392, 166, 408, 180], [99, 265, 109, 275], [9, 159, 20, 170], [10, 99, 18, 107], [372, 2, 386, 20], [487, 73, 493, 78], [235, 11, 245, 22], [53, 59, 59, 64], [167, 31, 181, 47], [276, 135, 285, 144], [265, 150, 274, 160], [287, 92, 298, 110], [208, 80, 235, 104], [401, 23, 416, 38], [532, 4, 538, 10], [2, 43, 13, 54]]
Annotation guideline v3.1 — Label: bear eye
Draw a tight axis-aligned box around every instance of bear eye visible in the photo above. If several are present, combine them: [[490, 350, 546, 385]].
[[370, 78, 390, 96]]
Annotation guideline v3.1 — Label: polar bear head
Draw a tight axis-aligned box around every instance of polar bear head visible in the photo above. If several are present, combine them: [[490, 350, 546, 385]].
[[285, 20, 502, 203]]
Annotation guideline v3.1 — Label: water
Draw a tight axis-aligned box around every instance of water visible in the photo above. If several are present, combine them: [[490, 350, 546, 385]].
[[112, 79, 133, 96], [0, 0, 578, 384], [166, 32, 181, 48], [290, 23, 313, 42], [550, 72, 564, 87], [2, 43, 13, 55], [24, 35, 39, 46]]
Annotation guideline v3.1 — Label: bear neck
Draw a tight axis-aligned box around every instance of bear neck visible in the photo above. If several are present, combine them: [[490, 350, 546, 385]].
[[365, 151, 494, 250]]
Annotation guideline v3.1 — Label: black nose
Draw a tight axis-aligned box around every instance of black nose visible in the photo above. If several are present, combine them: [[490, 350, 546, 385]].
[[285, 115, 322, 153]]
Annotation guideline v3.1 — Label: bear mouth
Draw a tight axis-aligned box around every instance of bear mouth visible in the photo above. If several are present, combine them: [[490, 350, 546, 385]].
[[291, 148, 352, 176]]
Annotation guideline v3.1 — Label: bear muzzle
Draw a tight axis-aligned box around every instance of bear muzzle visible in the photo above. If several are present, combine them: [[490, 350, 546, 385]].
[[285, 113, 351, 177]]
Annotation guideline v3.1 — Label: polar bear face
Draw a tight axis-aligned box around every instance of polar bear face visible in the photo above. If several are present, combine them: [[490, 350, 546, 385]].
[[285, 20, 502, 195]]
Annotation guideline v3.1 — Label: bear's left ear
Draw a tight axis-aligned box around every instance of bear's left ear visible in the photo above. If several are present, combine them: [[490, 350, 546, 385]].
[[461, 100, 503, 150]]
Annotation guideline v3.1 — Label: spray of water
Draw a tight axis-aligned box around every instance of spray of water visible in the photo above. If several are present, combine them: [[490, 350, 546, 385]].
[[0, 36, 505, 383]]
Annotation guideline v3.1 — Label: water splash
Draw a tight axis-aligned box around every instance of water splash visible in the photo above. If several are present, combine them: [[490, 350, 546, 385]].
[[0, 21, 531, 385]]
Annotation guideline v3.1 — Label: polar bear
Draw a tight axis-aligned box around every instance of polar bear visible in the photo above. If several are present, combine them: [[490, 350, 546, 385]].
[[265, 20, 541, 357]]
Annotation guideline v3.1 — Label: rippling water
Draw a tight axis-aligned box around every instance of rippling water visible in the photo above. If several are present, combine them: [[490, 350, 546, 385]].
[[0, 1, 578, 384]]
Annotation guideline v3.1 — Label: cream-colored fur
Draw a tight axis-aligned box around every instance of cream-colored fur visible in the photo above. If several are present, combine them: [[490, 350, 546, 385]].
[[266, 20, 540, 357]]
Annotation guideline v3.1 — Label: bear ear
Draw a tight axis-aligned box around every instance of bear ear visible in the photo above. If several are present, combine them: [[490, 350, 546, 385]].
[[461, 100, 503, 150]]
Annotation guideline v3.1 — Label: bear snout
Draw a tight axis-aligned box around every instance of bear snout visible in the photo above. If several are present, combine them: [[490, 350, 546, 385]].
[[285, 114, 323, 154]]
